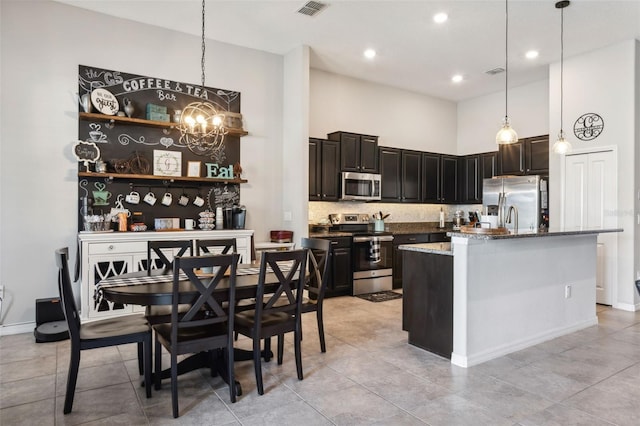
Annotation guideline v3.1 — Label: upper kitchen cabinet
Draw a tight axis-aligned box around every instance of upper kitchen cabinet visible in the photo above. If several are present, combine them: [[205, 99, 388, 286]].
[[379, 147, 401, 201], [379, 147, 421, 203], [441, 155, 460, 203], [481, 151, 498, 180], [327, 131, 378, 173], [422, 153, 459, 204], [525, 135, 550, 175], [498, 135, 549, 176], [401, 150, 422, 203], [309, 138, 340, 201], [460, 154, 481, 204], [498, 141, 525, 175]]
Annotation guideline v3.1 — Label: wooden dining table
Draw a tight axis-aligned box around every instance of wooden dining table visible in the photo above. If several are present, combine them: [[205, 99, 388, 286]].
[[98, 263, 289, 396]]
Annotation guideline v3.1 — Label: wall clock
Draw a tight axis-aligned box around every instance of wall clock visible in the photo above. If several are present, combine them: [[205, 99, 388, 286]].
[[574, 113, 604, 141], [153, 149, 182, 177]]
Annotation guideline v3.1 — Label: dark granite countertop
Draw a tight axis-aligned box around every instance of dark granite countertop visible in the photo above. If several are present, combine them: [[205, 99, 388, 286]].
[[447, 227, 623, 240], [308, 222, 453, 239], [398, 242, 453, 256]]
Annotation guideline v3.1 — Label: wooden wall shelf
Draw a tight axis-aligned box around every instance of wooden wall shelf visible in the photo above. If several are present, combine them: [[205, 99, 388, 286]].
[[79, 112, 249, 136], [78, 171, 247, 184]]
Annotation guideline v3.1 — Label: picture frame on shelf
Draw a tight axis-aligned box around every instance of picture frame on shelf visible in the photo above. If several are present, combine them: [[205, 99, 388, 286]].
[[187, 161, 201, 177], [153, 149, 182, 177]]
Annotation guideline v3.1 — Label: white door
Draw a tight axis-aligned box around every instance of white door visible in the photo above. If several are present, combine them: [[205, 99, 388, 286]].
[[564, 150, 617, 305]]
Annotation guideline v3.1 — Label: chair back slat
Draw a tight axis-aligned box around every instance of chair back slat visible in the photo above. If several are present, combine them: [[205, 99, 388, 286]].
[[195, 239, 237, 256], [300, 238, 331, 301], [55, 247, 81, 342], [171, 254, 238, 344], [147, 240, 193, 273], [255, 250, 307, 321]]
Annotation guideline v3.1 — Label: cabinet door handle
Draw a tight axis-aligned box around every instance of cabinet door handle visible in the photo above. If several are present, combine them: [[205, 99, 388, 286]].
[[331, 241, 339, 245], [108, 245, 114, 251], [409, 238, 416, 241]]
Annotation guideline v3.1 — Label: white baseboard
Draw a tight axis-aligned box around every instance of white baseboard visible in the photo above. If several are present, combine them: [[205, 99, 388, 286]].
[[450, 316, 598, 368], [613, 302, 638, 312], [0, 321, 36, 337]]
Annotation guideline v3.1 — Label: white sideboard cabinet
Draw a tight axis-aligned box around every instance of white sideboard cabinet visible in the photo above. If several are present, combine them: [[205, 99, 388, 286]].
[[78, 230, 254, 321]]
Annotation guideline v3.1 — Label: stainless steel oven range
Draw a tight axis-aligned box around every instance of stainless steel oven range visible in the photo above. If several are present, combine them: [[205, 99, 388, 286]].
[[328, 213, 394, 295]]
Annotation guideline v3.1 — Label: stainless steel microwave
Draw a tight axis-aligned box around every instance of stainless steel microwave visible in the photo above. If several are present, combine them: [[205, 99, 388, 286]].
[[340, 172, 381, 201]]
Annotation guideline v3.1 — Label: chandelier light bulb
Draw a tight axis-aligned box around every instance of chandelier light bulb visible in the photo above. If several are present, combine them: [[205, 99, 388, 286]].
[[212, 115, 223, 126]]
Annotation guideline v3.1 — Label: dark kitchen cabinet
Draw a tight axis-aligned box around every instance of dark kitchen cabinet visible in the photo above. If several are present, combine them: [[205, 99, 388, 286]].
[[421, 153, 441, 203], [498, 141, 525, 175], [380, 147, 421, 203], [422, 153, 459, 204], [401, 150, 422, 202], [317, 236, 352, 297], [308, 138, 340, 201], [396, 232, 451, 331], [478, 151, 498, 203], [403, 250, 453, 359], [441, 155, 460, 203], [525, 135, 550, 174], [309, 138, 321, 200], [393, 233, 430, 291], [379, 147, 401, 201], [481, 151, 498, 180], [327, 131, 378, 173], [461, 154, 481, 204], [499, 135, 549, 176]]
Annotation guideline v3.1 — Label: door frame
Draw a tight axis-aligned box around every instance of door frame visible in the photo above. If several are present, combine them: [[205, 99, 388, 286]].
[[560, 145, 618, 306]]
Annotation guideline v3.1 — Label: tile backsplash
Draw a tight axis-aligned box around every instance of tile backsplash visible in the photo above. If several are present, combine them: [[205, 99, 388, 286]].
[[309, 201, 482, 224]]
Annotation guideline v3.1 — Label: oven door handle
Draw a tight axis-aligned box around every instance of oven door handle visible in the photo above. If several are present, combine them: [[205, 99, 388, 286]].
[[353, 235, 394, 243]]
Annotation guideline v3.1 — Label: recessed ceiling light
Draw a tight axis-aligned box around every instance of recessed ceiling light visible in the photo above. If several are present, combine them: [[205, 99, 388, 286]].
[[364, 49, 376, 59], [525, 50, 539, 59], [451, 74, 463, 83], [433, 12, 448, 24]]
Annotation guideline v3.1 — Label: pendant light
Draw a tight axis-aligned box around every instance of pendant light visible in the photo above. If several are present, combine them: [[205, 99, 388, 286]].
[[496, 0, 518, 145], [178, 0, 228, 159], [552, 1, 572, 155]]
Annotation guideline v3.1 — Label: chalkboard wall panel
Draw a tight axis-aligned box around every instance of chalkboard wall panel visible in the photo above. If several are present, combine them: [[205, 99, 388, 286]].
[[77, 65, 244, 231]]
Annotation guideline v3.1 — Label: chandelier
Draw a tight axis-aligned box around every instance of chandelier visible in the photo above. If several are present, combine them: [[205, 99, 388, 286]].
[[178, 0, 228, 158], [496, 0, 518, 145]]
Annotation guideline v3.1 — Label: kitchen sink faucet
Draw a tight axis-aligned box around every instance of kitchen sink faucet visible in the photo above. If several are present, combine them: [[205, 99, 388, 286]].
[[506, 205, 518, 233]]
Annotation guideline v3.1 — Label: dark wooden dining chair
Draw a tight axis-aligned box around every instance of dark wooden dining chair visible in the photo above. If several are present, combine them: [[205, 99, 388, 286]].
[[195, 238, 237, 257], [233, 249, 307, 395], [55, 247, 152, 414], [300, 237, 332, 353], [145, 240, 194, 324], [146, 240, 193, 273], [153, 253, 239, 418]]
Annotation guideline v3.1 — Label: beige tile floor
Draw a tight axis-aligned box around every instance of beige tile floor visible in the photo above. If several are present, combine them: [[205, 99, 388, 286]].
[[1, 297, 639, 425]]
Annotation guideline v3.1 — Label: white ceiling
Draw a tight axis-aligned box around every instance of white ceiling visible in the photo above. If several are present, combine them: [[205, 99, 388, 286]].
[[55, 0, 640, 102]]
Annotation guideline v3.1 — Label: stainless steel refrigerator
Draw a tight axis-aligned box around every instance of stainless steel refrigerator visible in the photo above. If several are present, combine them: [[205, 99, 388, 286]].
[[482, 175, 548, 233]]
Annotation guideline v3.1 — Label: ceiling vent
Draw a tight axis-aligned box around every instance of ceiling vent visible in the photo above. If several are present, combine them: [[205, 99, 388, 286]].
[[485, 67, 505, 75], [297, 1, 328, 17]]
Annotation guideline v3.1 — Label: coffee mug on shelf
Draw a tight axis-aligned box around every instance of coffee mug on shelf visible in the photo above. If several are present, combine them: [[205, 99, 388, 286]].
[[193, 195, 205, 207], [161, 192, 173, 206], [184, 218, 195, 230], [92, 190, 112, 206], [143, 191, 157, 206], [125, 191, 140, 204], [178, 194, 189, 206]]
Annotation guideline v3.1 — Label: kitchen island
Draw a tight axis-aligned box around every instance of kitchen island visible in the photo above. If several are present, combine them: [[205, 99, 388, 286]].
[[400, 227, 622, 368]]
